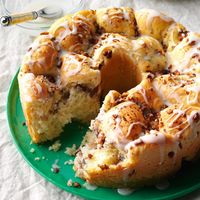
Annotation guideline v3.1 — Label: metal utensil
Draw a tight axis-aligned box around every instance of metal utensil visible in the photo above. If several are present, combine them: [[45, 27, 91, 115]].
[[0, 6, 63, 26]]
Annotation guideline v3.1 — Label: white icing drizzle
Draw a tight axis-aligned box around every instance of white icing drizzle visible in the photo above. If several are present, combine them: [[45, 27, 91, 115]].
[[102, 14, 109, 21], [106, 9, 124, 21], [34, 82, 43, 94], [115, 117, 122, 138], [139, 9, 173, 30], [62, 54, 87, 77], [56, 14, 92, 45], [138, 39, 145, 45], [186, 84, 200, 105], [103, 8, 130, 23], [29, 34, 54, 52], [106, 33, 128, 46], [139, 130, 166, 144], [155, 180, 170, 190], [117, 188, 135, 196], [166, 84, 181, 102], [166, 105, 183, 121], [94, 106, 106, 122], [175, 124, 189, 139], [153, 75, 200, 107], [93, 34, 129, 62], [165, 106, 189, 136], [167, 106, 186, 128], [166, 23, 178, 47], [27, 57, 47, 70], [126, 122, 145, 137], [56, 22, 73, 44], [20, 73, 45, 100], [83, 182, 97, 191], [24, 34, 56, 69], [125, 130, 166, 161], [68, 43, 80, 51], [121, 8, 130, 21], [134, 84, 149, 104], [110, 15, 124, 20], [186, 110, 200, 137], [131, 38, 146, 56], [103, 101, 136, 146], [165, 105, 200, 138], [125, 130, 166, 151], [168, 32, 200, 73], [24, 34, 57, 68], [59, 49, 68, 57], [152, 79, 171, 106]]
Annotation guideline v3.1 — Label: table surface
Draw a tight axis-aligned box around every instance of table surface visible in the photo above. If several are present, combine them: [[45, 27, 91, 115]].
[[0, 0, 200, 199]]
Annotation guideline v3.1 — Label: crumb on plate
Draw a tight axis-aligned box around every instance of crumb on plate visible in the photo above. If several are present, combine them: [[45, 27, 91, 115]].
[[64, 159, 74, 165], [64, 144, 77, 156], [34, 157, 40, 161], [67, 179, 73, 187], [49, 140, 61, 152], [30, 148, 35, 153]]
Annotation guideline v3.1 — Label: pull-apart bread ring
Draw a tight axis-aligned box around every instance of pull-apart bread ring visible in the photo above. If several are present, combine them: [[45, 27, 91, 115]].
[[18, 7, 200, 187]]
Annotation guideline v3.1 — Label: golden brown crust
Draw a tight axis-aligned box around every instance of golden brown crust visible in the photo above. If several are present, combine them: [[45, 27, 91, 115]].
[[96, 7, 137, 37], [167, 32, 200, 73], [135, 9, 174, 41], [60, 53, 100, 88], [162, 23, 188, 51], [153, 74, 200, 107], [49, 10, 97, 53], [22, 34, 58, 76]]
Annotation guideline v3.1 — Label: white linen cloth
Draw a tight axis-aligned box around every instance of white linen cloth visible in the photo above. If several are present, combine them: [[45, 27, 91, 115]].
[[0, 0, 200, 199]]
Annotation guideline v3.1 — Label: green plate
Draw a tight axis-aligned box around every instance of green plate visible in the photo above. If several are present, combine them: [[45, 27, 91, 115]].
[[7, 71, 200, 200]]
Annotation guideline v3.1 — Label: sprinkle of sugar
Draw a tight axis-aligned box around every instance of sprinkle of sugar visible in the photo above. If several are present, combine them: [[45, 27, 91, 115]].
[[67, 179, 73, 187], [49, 140, 61, 152], [34, 157, 40, 161], [42, 156, 46, 160], [29, 140, 33, 145], [64, 144, 77, 156], [30, 148, 35, 153], [64, 160, 74, 165]]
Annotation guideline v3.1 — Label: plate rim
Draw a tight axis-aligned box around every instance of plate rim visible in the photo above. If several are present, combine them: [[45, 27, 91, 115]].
[[6, 70, 200, 200]]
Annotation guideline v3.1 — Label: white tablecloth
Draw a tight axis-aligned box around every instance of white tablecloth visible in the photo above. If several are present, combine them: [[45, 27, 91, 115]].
[[0, 0, 200, 199]]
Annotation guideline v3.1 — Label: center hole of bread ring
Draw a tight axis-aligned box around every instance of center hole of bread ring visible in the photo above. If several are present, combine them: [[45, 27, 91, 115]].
[[95, 33, 166, 98], [100, 48, 142, 97]]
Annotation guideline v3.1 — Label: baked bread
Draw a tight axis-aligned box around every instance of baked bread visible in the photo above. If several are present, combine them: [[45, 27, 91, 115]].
[[18, 7, 200, 187]]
